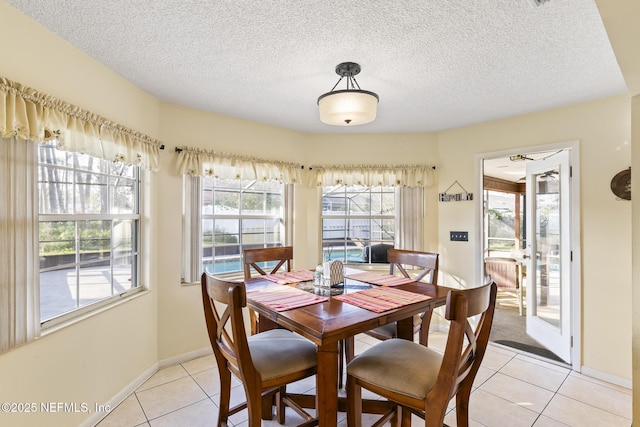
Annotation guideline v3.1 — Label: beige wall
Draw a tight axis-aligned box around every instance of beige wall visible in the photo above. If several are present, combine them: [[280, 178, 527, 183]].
[[0, 0, 635, 425], [437, 96, 632, 380], [631, 92, 640, 426], [0, 2, 161, 426], [594, 1, 639, 421]]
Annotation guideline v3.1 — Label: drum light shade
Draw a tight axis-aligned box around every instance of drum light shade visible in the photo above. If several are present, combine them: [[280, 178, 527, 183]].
[[317, 62, 379, 126], [318, 89, 378, 126]]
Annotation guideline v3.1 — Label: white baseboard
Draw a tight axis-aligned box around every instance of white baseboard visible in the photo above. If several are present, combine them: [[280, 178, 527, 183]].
[[579, 366, 632, 390], [158, 346, 212, 369], [80, 346, 213, 427], [79, 362, 159, 427]]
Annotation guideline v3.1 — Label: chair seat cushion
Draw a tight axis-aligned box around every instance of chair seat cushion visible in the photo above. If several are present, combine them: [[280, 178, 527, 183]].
[[347, 338, 443, 400], [249, 329, 317, 381]]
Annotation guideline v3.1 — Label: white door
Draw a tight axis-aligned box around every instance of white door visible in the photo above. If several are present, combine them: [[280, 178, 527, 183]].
[[525, 150, 572, 363]]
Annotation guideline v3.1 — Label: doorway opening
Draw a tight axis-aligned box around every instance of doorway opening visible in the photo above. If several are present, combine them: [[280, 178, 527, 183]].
[[480, 145, 580, 367]]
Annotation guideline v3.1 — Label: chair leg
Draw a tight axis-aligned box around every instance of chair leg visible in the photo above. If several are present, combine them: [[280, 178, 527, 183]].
[[399, 405, 411, 427], [245, 380, 266, 427], [346, 375, 362, 427], [338, 340, 345, 389], [248, 406, 263, 427], [217, 368, 232, 426], [518, 280, 525, 316], [339, 337, 355, 389], [261, 393, 273, 420], [454, 382, 473, 427], [345, 336, 355, 363], [418, 310, 434, 346], [276, 386, 286, 423], [390, 408, 399, 427], [249, 309, 259, 335]]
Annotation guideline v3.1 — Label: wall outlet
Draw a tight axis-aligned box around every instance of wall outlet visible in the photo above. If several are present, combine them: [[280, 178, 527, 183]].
[[450, 231, 468, 242]]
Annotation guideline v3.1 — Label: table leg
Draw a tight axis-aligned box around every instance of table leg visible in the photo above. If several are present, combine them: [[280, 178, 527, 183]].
[[396, 317, 414, 341], [316, 341, 339, 427]]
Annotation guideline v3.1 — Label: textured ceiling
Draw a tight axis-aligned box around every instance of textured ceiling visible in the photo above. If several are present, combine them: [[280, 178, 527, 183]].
[[4, 0, 628, 134]]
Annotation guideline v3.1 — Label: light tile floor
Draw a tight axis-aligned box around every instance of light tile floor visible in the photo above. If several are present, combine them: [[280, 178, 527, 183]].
[[96, 332, 631, 427]]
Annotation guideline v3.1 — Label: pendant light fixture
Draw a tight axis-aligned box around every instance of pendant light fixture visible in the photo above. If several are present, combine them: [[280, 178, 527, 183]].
[[317, 62, 379, 126]]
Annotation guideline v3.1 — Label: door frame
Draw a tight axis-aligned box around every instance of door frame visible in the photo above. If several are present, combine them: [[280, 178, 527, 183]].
[[474, 140, 582, 371]]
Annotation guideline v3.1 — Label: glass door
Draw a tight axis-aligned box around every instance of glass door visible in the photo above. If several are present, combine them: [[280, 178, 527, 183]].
[[525, 150, 572, 363]]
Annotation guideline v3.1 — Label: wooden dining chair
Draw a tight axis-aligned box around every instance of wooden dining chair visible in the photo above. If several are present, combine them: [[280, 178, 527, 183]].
[[243, 246, 293, 279], [365, 249, 439, 346], [340, 250, 439, 389], [243, 246, 293, 334], [346, 281, 497, 427], [201, 272, 318, 427]]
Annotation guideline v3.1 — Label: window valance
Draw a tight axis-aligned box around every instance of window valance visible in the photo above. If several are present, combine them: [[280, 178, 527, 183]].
[[175, 146, 304, 184], [310, 163, 435, 188], [0, 77, 163, 171], [175, 145, 434, 187]]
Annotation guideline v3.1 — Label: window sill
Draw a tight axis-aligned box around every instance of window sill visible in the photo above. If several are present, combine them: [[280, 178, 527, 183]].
[[181, 272, 244, 287], [40, 288, 151, 337]]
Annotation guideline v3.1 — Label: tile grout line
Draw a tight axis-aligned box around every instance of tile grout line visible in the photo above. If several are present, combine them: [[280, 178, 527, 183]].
[[182, 360, 227, 417], [133, 364, 217, 426], [132, 392, 150, 427], [553, 391, 633, 422]]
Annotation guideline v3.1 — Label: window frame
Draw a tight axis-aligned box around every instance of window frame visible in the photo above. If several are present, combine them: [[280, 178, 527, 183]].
[[320, 184, 396, 264], [182, 175, 291, 283], [38, 144, 143, 329], [484, 188, 522, 257]]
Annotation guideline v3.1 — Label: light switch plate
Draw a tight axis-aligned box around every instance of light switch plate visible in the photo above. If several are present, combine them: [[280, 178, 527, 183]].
[[450, 231, 468, 242]]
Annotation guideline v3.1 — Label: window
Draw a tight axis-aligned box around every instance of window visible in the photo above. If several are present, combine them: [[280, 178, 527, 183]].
[[484, 189, 523, 256], [38, 142, 141, 324], [321, 185, 395, 263], [183, 176, 288, 280]]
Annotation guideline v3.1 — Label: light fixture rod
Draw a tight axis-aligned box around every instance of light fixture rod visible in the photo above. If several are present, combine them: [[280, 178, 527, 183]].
[[330, 76, 344, 92], [350, 76, 362, 90]]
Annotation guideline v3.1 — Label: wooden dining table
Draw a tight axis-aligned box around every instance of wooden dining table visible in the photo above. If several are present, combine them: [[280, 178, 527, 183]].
[[245, 269, 453, 427]]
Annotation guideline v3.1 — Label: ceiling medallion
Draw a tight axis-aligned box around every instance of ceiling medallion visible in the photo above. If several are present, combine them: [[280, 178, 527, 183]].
[[317, 62, 379, 126]]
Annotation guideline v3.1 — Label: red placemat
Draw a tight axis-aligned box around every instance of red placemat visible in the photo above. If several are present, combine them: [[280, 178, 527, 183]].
[[283, 270, 315, 281], [263, 270, 315, 284], [345, 271, 415, 287], [333, 287, 431, 313], [247, 286, 328, 311]]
